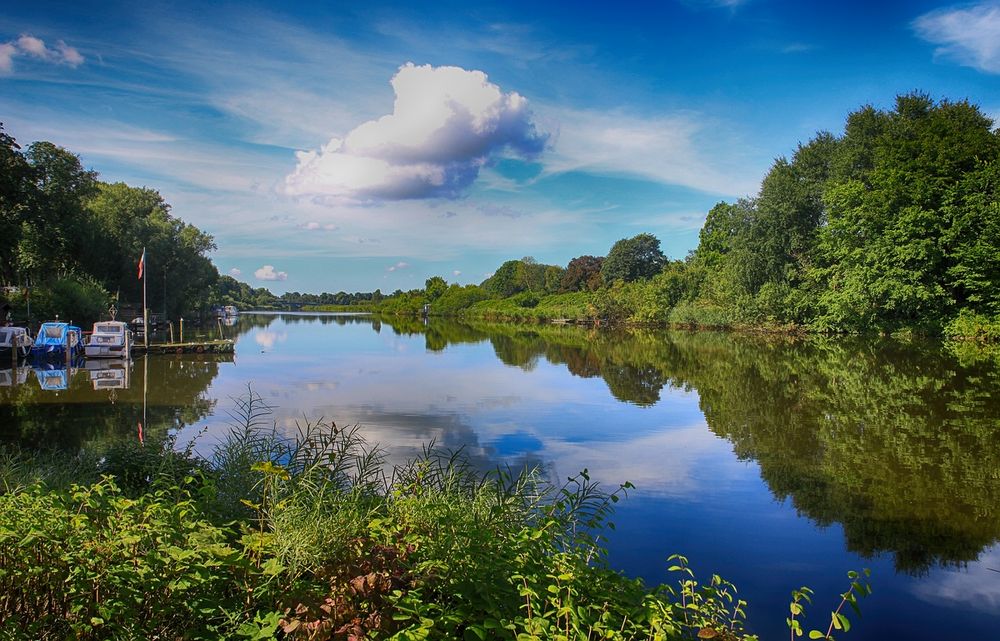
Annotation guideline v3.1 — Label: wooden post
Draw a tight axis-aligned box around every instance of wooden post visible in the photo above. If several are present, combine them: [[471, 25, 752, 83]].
[[180, 317, 184, 344], [217, 318, 223, 340], [168, 322, 174, 344]]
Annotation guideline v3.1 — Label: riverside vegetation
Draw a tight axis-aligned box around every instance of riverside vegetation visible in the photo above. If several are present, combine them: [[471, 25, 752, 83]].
[[0, 390, 871, 641]]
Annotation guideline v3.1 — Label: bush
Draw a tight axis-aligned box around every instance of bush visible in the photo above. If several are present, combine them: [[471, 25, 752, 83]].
[[27, 274, 109, 326]]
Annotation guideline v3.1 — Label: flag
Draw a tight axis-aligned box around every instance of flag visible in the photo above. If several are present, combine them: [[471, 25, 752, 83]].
[[138, 248, 146, 280]]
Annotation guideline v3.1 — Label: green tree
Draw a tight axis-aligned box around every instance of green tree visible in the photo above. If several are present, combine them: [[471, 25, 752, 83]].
[[18, 142, 97, 277], [425, 276, 448, 301], [601, 233, 666, 284], [810, 94, 999, 332], [0, 125, 39, 285]]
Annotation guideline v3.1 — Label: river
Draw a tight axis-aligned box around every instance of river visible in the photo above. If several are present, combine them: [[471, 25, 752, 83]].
[[2, 312, 998, 639]]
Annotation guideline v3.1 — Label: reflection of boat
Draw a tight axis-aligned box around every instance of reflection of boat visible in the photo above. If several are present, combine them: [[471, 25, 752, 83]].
[[85, 358, 131, 390], [85, 321, 133, 358], [33, 363, 78, 391], [30, 322, 83, 360], [0, 326, 33, 361], [0, 367, 29, 386], [221, 316, 237, 327]]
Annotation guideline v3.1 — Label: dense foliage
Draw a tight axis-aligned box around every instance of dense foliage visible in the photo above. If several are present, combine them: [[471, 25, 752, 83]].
[[0, 125, 217, 325]]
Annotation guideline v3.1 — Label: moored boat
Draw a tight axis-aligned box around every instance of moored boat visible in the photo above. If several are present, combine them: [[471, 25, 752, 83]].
[[0, 326, 32, 361], [85, 321, 133, 358], [30, 322, 83, 360]]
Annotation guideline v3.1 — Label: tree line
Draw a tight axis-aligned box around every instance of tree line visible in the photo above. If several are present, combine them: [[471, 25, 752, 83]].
[[1, 125, 218, 325]]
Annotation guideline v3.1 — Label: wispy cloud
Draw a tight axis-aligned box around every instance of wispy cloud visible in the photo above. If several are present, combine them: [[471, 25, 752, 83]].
[[386, 261, 409, 272], [914, 2, 1000, 74], [0, 34, 84, 74], [285, 63, 549, 202], [254, 265, 288, 281], [541, 106, 760, 197], [229, 267, 242, 277]]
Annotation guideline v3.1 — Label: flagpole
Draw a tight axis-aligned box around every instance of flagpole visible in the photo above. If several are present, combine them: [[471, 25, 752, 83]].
[[142, 247, 148, 349]]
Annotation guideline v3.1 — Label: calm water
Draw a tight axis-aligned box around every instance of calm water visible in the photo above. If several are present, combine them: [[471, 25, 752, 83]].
[[2, 312, 999, 639]]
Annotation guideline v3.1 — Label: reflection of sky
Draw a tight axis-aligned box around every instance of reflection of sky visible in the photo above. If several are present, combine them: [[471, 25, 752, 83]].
[[166, 314, 1000, 641]]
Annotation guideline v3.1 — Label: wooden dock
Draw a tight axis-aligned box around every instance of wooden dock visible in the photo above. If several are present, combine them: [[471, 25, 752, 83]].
[[134, 339, 235, 355]]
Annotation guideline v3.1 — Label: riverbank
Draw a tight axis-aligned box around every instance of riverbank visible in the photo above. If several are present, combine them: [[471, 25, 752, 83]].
[[0, 390, 871, 641]]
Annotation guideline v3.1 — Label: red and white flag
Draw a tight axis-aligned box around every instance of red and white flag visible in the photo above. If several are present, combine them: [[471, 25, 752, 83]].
[[138, 248, 146, 280]]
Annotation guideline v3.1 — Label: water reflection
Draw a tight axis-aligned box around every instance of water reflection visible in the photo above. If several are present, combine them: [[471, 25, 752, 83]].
[[369, 317, 1000, 574], [0, 354, 229, 450]]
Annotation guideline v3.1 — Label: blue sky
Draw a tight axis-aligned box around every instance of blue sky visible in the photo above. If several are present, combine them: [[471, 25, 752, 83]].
[[2, 0, 998, 294]]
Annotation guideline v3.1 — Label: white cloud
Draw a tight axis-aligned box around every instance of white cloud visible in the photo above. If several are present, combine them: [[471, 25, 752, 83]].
[[387, 261, 410, 272], [541, 106, 760, 196], [302, 221, 339, 231], [452, 270, 462, 276], [914, 2, 1000, 74], [0, 43, 15, 74], [285, 63, 549, 201], [229, 267, 242, 277], [0, 34, 84, 74], [254, 265, 288, 281]]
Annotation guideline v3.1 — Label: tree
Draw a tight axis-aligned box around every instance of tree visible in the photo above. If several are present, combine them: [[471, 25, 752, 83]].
[[601, 233, 666, 284], [425, 276, 448, 301], [19, 141, 97, 277], [0, 125, 38, 284], [560, 255, 604, 292], [810, 93, 1000, 331]]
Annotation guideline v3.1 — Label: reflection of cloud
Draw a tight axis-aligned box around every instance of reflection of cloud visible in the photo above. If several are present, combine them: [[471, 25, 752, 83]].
[[912, 546, 1000, 614], [542, 424, 746, 498], [254, 330, 288, 349]]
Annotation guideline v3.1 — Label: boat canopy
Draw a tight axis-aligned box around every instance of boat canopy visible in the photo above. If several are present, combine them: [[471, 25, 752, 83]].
[[34, 323, 81, 347], [94, 322, 126, 334]]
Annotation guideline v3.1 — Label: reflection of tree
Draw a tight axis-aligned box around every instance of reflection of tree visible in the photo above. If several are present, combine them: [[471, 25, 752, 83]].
[[0, 355, 222, 451], [662, 332, 1000, 574], [377, 316, 1000, 572]]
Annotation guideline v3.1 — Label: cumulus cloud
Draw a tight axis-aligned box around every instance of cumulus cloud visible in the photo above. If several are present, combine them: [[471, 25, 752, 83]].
[[914, 2, 1000, 74], [229, 267, 242, 277], [285, 63, 548, 201], [0, 34, 84, 74], [453, 270, 462, 276], [254, 265, 288, 281], [387, 261, 410, 272]]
